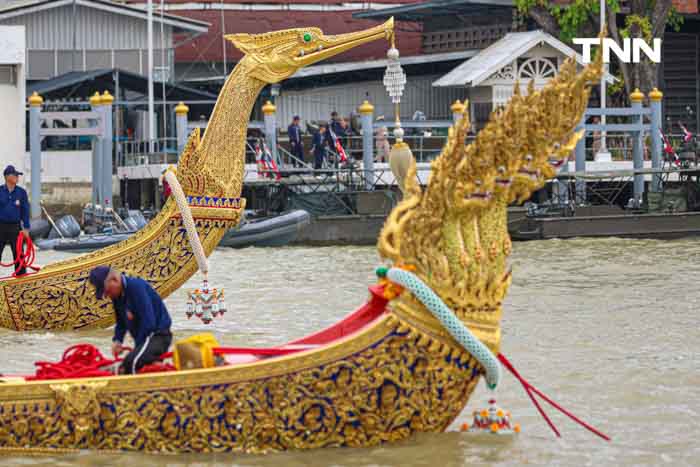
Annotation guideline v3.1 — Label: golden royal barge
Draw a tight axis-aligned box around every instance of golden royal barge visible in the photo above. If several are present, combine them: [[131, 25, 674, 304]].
[[0, 18, 602, 454]]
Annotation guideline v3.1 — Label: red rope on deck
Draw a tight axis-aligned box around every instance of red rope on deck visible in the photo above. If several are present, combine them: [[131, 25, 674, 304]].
[[25, 344, 174, 380], [498, 353, 611, 441]]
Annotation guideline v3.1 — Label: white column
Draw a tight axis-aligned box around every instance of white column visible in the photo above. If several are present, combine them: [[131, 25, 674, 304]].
[[175, 102, 189, 155], [451, 99, 465, 124], [262, 101, 278, 164], [28, 92, 43, 219], [147, 0, 155, 152], [101, 91, 114, 208], [359, 100, 375, 190], [90, 92, 103, 208]]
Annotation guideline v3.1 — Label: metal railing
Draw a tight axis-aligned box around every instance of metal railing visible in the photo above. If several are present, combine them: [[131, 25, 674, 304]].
[[118, 137, 179, 166]]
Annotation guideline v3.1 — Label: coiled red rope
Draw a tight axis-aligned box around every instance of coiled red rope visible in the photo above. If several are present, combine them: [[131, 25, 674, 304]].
[[0, 231, 39, 279], [25, 343, 174, 380]]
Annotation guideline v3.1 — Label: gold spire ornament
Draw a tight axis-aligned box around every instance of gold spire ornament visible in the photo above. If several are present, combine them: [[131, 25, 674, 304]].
[[383, 37, 414, 193]]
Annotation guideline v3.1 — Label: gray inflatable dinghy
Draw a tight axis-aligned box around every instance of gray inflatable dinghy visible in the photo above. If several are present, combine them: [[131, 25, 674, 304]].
[[219, 210, 310, 248]]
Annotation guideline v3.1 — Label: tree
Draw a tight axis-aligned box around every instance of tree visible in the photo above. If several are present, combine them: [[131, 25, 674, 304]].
[[516, 0, 683, 101]]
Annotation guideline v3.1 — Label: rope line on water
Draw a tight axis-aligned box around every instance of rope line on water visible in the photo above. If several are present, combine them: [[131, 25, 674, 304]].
[[498, 353, 611, 441]]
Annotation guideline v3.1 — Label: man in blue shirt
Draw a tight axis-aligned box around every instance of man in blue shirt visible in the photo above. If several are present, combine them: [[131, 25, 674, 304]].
[[312, 124, 328, 171], [287, 115, 304, 167], [89, 266, 173, 374], [0, 165, 31, 276]]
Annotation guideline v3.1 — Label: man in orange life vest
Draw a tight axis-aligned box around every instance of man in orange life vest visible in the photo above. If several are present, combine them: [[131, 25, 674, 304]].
[[0, 165, 30, 276]]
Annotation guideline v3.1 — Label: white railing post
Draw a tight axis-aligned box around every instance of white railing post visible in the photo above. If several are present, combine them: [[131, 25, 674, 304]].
[[359, 100, 375, 190], [28, 92, 43, 219]]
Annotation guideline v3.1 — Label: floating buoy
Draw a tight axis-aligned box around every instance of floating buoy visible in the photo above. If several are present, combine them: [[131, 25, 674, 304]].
[[468, 399, 519, 436]]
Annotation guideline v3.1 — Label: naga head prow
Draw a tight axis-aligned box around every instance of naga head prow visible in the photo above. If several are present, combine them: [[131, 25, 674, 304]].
[[377, 50, 603, 350], [225, 18, 394, 83]]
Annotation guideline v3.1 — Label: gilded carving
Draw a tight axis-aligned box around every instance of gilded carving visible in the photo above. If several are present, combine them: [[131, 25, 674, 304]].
[[51, 382, 108, 443], [0, 198, 243, 330], [377, 51, 603, 352], [0, 19, 394, 332], [0, 22, 605, 456], [0, 317, 480, 454]]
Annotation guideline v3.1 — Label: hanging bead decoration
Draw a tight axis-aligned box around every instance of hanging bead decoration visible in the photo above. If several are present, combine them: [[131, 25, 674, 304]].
[[186, 279, 226, 324], [383, 40, 414, 192], [383, 47, 406, 106]]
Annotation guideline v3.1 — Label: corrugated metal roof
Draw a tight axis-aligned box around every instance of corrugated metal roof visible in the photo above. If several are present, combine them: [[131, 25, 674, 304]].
[[1, 2, 174, 49], [433, 30, 615, 87], [173, 9, 421, 63], [0, 0, 209, 32], [27, 68, 218, 100], [354, 0, 514, 20]]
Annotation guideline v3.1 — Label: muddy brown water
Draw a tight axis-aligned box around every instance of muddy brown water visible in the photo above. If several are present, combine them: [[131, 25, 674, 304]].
[[1, 239, 698, 466]]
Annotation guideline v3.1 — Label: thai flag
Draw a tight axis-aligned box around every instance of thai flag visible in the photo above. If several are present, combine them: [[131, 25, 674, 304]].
[[261, 140, 281, 180], [660, 129, 680, 166], [679, 122, 693, 143], [254, 142, 268, 174], [328, 127, 348, 163]]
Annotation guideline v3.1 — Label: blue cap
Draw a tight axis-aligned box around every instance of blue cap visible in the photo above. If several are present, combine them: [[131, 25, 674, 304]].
[[293, 115, 300, 120], [3, 165, 22, 176], [88, 266, 111, 299]]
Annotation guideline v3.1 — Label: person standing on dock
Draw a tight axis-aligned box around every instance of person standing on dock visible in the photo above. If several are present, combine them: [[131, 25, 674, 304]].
[[312, 124, 329, 171], [89, 266, 173, 374], [0, 165, 30, 276], [287, 115, 304, 167]]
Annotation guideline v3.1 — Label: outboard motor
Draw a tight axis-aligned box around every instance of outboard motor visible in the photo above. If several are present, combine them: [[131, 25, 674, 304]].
[[48, 215, 81, 239], [127, 210, 147, 229]]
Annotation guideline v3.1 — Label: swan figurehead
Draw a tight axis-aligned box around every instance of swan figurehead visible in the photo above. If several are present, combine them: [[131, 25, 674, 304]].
[[225, 18, 395, 84]]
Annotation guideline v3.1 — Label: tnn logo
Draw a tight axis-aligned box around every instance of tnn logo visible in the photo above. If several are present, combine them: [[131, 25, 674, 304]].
[[572, 38, 662, 64]]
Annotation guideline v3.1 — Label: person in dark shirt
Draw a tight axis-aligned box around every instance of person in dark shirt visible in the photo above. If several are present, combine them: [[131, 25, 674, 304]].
[[329, 111, 344, 140], [287, 115, 304, 167], [89, 266, 173, 374], [0, 165, 31, 276], [312, 125, 328, 170]]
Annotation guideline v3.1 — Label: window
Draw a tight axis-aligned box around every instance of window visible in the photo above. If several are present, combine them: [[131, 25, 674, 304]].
[[0, 65, 16, 85]]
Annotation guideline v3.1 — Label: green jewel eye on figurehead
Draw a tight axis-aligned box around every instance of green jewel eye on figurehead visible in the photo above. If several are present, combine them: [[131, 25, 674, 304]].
[[303, 32, 312, 43]]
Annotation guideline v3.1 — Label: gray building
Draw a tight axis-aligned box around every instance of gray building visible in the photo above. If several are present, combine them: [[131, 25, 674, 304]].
[[0, 0, 208, 81]]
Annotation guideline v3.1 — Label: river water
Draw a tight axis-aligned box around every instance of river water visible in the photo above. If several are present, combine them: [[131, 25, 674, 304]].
[[1, 238, 698, 466]]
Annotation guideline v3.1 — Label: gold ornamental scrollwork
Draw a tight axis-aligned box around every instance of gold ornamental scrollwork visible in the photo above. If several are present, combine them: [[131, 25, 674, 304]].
[[50, 381, 108, 446], [0, 317, 480, 454]]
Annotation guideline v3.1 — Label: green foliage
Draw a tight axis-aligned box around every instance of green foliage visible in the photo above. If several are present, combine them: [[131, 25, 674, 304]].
[[621, 14, 653, 41], [667, 7, 685, 32], [515, 0, 620, 42]]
